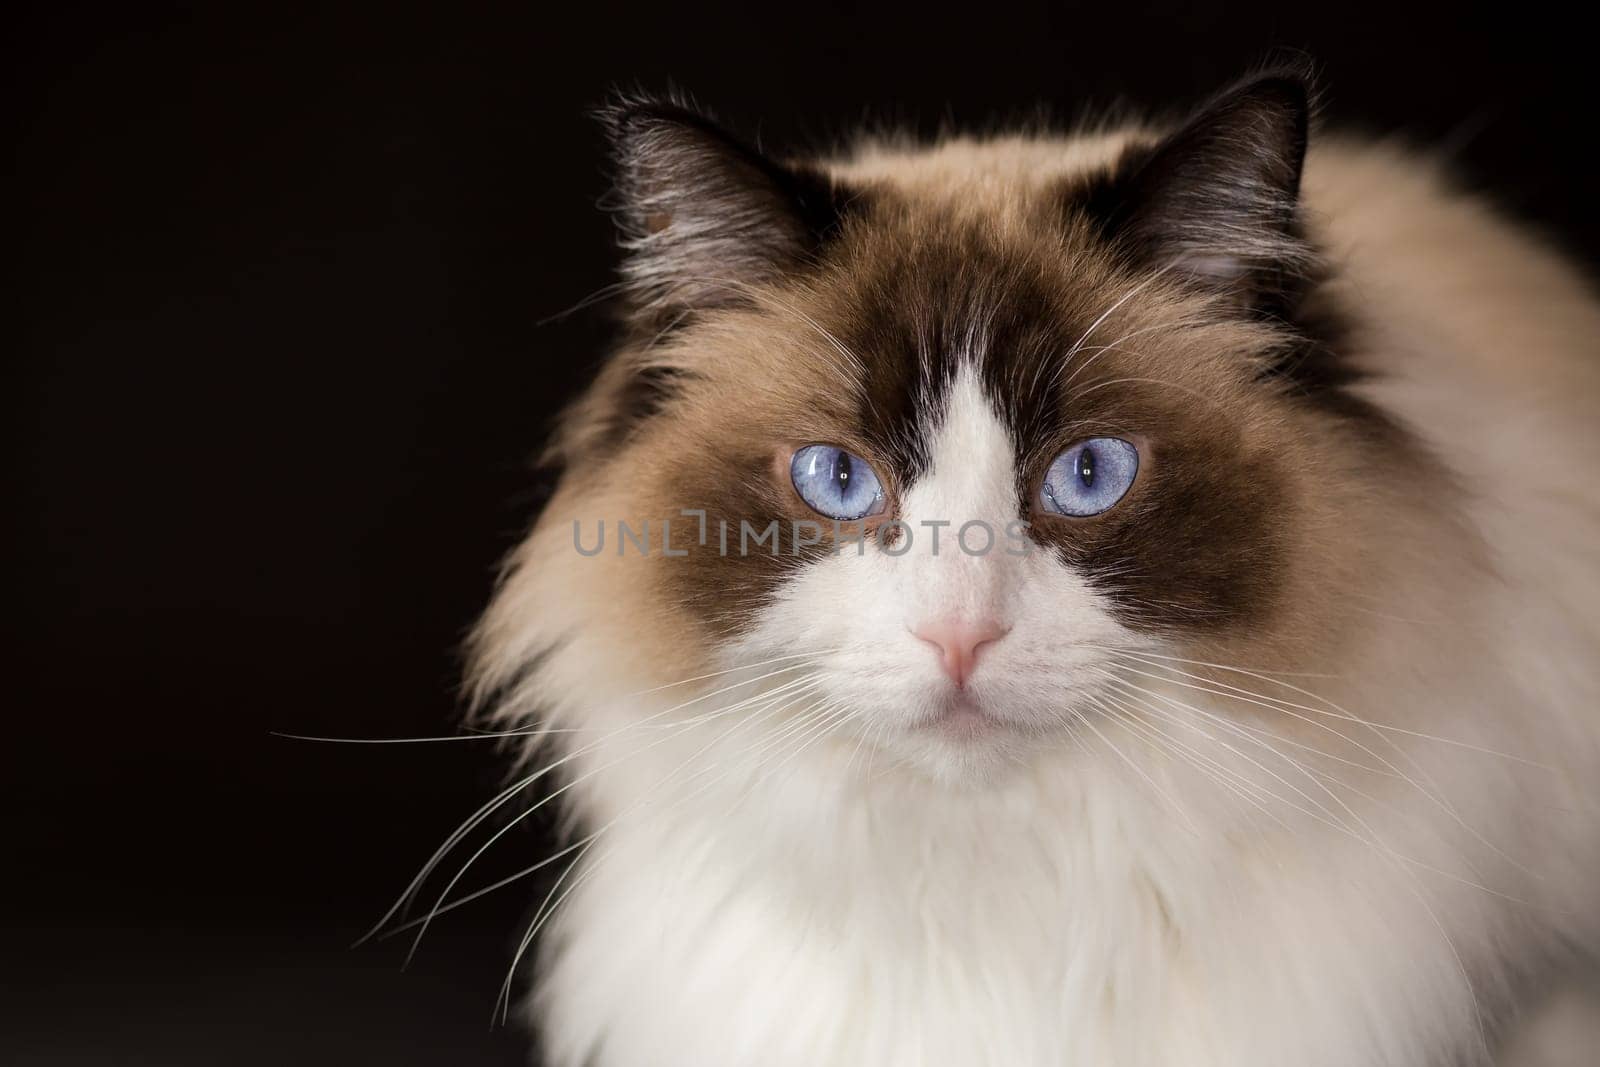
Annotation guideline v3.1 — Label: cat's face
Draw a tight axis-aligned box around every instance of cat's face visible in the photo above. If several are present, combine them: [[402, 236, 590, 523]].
[[489, 72, 1418, 781]]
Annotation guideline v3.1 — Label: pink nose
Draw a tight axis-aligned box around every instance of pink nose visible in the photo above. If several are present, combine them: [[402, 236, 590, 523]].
[[913, 618, 1009, 688]]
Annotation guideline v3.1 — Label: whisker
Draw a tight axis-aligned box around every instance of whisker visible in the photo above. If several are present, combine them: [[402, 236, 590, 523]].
[[404, 674, 821, 963], [1095, 675, 1365, 841], [273, 726, 587, 745], [1078, 700, 1202, 836], [378, 834, 596, 939], [1066, 375, 1230, 411], [387, 683, 821, 941], [366, 658, 832, 948], [294, 655, 836, 748], [1098, 651, 1543, 878], [1093, 689, 1294, 834], [1046, 315, 1216, 397], [1091, 646, 1546, 765], [496, 690, 839, 1022]]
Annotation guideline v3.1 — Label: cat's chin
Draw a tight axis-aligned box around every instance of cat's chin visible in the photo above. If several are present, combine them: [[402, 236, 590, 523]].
[[884, 692, 1059, 785], [914, 691, 1010, 741]]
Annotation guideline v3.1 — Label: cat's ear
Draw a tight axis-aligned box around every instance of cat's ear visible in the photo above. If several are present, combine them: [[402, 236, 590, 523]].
[[599, 94, 849, 322], [1085, 68, 1316, 299]]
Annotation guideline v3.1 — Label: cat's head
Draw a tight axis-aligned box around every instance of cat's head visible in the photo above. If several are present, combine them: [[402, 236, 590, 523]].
[[475, 68, 1428, 782]]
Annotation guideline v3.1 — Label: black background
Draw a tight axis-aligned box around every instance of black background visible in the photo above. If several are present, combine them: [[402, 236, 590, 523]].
[[13, 4, 1599, 1063]]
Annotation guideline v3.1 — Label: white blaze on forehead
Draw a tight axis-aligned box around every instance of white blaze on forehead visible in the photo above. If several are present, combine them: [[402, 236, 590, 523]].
[[897, 365, 1024, 623], [901, 364, 1019, 530]]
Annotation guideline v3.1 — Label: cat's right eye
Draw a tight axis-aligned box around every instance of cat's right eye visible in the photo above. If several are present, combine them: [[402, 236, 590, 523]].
[[1040, 437, 1140, 517], [789, 444, 886, 521]]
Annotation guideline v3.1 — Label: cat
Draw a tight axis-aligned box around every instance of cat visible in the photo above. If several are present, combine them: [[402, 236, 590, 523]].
[[462, 65, 1600, 1065]]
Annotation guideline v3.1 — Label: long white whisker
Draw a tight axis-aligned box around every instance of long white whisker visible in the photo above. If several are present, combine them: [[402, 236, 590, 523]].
[[497, 690, 839, 1021], [1078, 701, 1201, 836], [1100, 652, 1541, 879], [378, 661, 826, 951], [1094, 677, 1362, 840], [1095, 668, 1496, 1047], [387, 681, 822, 940], [1090, 646, 1548, 766], [1093, 689, 1294, 834]]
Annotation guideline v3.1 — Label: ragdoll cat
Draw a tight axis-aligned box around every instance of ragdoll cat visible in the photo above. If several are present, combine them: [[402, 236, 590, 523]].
[[464, 66, 1600, 1066]]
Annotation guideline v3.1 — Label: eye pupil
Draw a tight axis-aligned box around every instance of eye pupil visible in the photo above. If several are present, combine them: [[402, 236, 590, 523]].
[[1041, 437, 1138, 518], [790, 444, 884, 522]]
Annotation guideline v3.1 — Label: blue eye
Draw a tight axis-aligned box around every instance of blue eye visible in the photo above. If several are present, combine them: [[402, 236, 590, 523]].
[[790, 444, 886, 520], [1041, 437, 1139, 517]]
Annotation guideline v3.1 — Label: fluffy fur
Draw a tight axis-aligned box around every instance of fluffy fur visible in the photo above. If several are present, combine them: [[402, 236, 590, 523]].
[[464, 69, 1600, 1065]]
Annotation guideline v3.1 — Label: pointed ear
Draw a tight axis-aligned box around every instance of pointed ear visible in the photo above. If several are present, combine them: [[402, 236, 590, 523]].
[[1085, 69, 1316, 300], [600, 95, 850, 322]]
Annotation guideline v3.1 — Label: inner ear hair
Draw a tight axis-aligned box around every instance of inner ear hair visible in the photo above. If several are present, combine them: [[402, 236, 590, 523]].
[[1077, 66, 1319, 301], [599, 93, 851, 324]]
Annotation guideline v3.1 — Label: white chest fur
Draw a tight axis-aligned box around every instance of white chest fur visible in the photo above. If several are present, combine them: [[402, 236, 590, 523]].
[[529, 719, 1493, 1067]]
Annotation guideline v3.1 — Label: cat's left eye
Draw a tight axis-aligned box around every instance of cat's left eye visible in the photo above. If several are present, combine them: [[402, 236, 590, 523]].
[[1040, 437, 1140, 517], [789, 444, 886, 521]]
